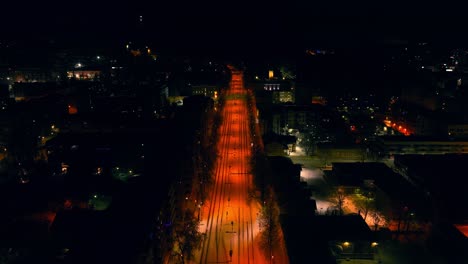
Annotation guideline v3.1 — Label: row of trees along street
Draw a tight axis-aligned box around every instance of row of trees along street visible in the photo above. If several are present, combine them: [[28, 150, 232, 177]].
[[259, 186, 282, 260], [246, 88, 283, 260], [172, 209, 203, 264], [193, 94, 223, 205], [167, 92, 224, 263]]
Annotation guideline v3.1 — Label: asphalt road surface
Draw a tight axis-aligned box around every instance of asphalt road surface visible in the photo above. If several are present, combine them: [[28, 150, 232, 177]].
[[197, 68, 288, 264]]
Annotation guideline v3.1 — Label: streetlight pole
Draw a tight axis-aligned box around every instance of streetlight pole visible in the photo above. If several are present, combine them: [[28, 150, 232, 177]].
[[198, 204, 201, 221]]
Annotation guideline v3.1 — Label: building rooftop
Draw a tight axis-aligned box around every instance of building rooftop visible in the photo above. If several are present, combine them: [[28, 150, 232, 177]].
[[282, 214, 375, 264], [378, 135, 468, 142], [330, 162, 391, 186], [312, 215, 374, 241], [395, 154, 468, 221]]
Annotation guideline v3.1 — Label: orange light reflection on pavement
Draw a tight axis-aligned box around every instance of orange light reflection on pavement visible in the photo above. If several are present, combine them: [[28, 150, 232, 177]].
[[191, 69, 288, 264]]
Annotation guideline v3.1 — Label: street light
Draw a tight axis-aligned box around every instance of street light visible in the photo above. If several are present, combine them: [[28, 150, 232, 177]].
[[198, 204, 201, 220]]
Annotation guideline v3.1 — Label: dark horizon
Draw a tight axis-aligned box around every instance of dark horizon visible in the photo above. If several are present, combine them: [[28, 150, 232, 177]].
[[3, 1, 468, 59]]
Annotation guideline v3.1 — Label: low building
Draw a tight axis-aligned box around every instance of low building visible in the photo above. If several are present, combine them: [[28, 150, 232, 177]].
[[317, 143, 365, 162], [393, 154, 468, 223], [67, 69, 101, 80], [191, 85, 218, 99], [270, 104, 336, 135], [371, 135, 468, 158], [12, 82, 60, 101], [263, 133, 296, 155], [13, 67, 59, 83], [252, 79, 295, 104], [282, 214, 376, 263], [326, 162, 430, 231], [448, 124, 468, 137]]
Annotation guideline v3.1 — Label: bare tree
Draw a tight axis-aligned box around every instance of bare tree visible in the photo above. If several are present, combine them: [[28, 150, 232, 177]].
[[173, 209, 203, 264], [371, 212, 381, 231], [355, 191, 375, 221], [330, 187, 346, 215], [259, 186, 281, 260]]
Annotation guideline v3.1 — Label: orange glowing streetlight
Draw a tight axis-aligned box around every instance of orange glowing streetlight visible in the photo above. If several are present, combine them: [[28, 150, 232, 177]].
[[68, 104, 78, 114]]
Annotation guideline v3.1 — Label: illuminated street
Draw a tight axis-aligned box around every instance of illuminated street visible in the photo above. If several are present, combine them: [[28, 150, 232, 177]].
[[3, 6, 468, 264], [195, 68, 288, 264]]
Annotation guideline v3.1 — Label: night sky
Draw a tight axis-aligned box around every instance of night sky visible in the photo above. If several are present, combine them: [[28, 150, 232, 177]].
[[2, 1, 466, 56]]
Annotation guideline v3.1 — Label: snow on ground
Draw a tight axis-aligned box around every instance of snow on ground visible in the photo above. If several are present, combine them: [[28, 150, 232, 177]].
[[300, 167, 324, 185]]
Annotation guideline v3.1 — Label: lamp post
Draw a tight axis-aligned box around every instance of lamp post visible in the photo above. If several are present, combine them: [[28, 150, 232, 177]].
[[198, 204, 201, 221]]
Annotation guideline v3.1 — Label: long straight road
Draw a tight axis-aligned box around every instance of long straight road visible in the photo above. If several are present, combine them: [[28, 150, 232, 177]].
[[196, 68, 287, 264]]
